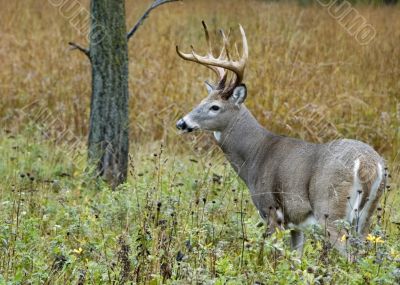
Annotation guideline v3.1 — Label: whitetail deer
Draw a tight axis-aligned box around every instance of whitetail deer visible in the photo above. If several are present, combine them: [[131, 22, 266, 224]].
[[176, 22, 386, 254]]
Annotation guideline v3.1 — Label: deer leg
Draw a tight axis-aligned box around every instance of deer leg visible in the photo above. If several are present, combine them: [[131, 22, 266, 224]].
[[290, 229, 305, 255]]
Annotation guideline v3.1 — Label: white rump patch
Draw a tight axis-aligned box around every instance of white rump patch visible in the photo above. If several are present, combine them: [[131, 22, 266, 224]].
[[347, 159, 362, 222], [214, 131, 221, 142]]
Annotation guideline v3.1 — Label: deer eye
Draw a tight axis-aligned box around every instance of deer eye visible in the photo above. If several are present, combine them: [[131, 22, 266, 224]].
[[210, 105, 220, 111]]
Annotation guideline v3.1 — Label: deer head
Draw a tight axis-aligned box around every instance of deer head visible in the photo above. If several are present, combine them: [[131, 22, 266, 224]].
[[176, 21, 249, 133]]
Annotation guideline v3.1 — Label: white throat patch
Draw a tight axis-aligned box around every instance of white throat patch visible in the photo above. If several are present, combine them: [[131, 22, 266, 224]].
[[214, 131, 221, 142]]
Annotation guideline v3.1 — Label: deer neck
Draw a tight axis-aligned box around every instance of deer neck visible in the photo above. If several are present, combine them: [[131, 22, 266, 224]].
[[216, 106, 270, 181]]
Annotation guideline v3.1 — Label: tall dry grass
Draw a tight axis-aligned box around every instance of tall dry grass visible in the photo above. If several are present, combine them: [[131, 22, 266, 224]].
[[0, 0, 399, 157]]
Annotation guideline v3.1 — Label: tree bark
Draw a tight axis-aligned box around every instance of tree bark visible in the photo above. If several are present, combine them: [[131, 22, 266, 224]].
[[88, 0, 129, 188], [69, 0, 178, 189]]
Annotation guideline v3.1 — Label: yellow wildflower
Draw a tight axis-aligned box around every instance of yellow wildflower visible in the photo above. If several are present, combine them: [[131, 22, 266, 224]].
[[366, 234, 376, 242], [340, 234, 347, 243], [73, 247, 83, 254], [366, 234, 384, 244]]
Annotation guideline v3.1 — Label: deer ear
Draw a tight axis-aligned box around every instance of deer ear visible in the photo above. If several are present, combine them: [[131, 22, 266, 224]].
[[205, 81, 214, 94], [231, 84, 247, 105]]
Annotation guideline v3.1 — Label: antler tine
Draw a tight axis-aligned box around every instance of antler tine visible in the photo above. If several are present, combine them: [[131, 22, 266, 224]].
[[202, 21, 227, 80], [188, 44, 226, 80], [219, 29, 230, 61], [239, 24, 248, 65], [176, 22, 249, 94], [222, 24, 248, 93], [176, 45, 222, 80], [202, 20, 213, 57], [234, 42, 240, 58], [230, 24, 248, 87]]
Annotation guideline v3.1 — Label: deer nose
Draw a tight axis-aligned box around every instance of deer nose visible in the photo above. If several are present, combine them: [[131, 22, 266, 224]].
[[176, 118, 187, 130]]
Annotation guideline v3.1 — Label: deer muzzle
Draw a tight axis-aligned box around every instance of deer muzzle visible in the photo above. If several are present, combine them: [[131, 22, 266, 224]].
[[176, 118, 193, 132]]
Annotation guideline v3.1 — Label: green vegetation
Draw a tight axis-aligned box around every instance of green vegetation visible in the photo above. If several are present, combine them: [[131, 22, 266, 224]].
[[0, 127, 399, 284]]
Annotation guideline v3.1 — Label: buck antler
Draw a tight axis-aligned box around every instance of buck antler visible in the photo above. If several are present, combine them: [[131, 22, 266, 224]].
[[176, 21, 248, 95]]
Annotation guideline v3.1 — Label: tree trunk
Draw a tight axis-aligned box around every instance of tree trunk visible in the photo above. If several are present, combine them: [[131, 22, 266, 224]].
[[69, 0, 177, 189], [88, 0, 129, 188]]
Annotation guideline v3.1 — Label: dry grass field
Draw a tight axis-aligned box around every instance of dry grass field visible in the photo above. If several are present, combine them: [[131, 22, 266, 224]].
[[1, 0, 399, 150], [0, 0, 399, 283]]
